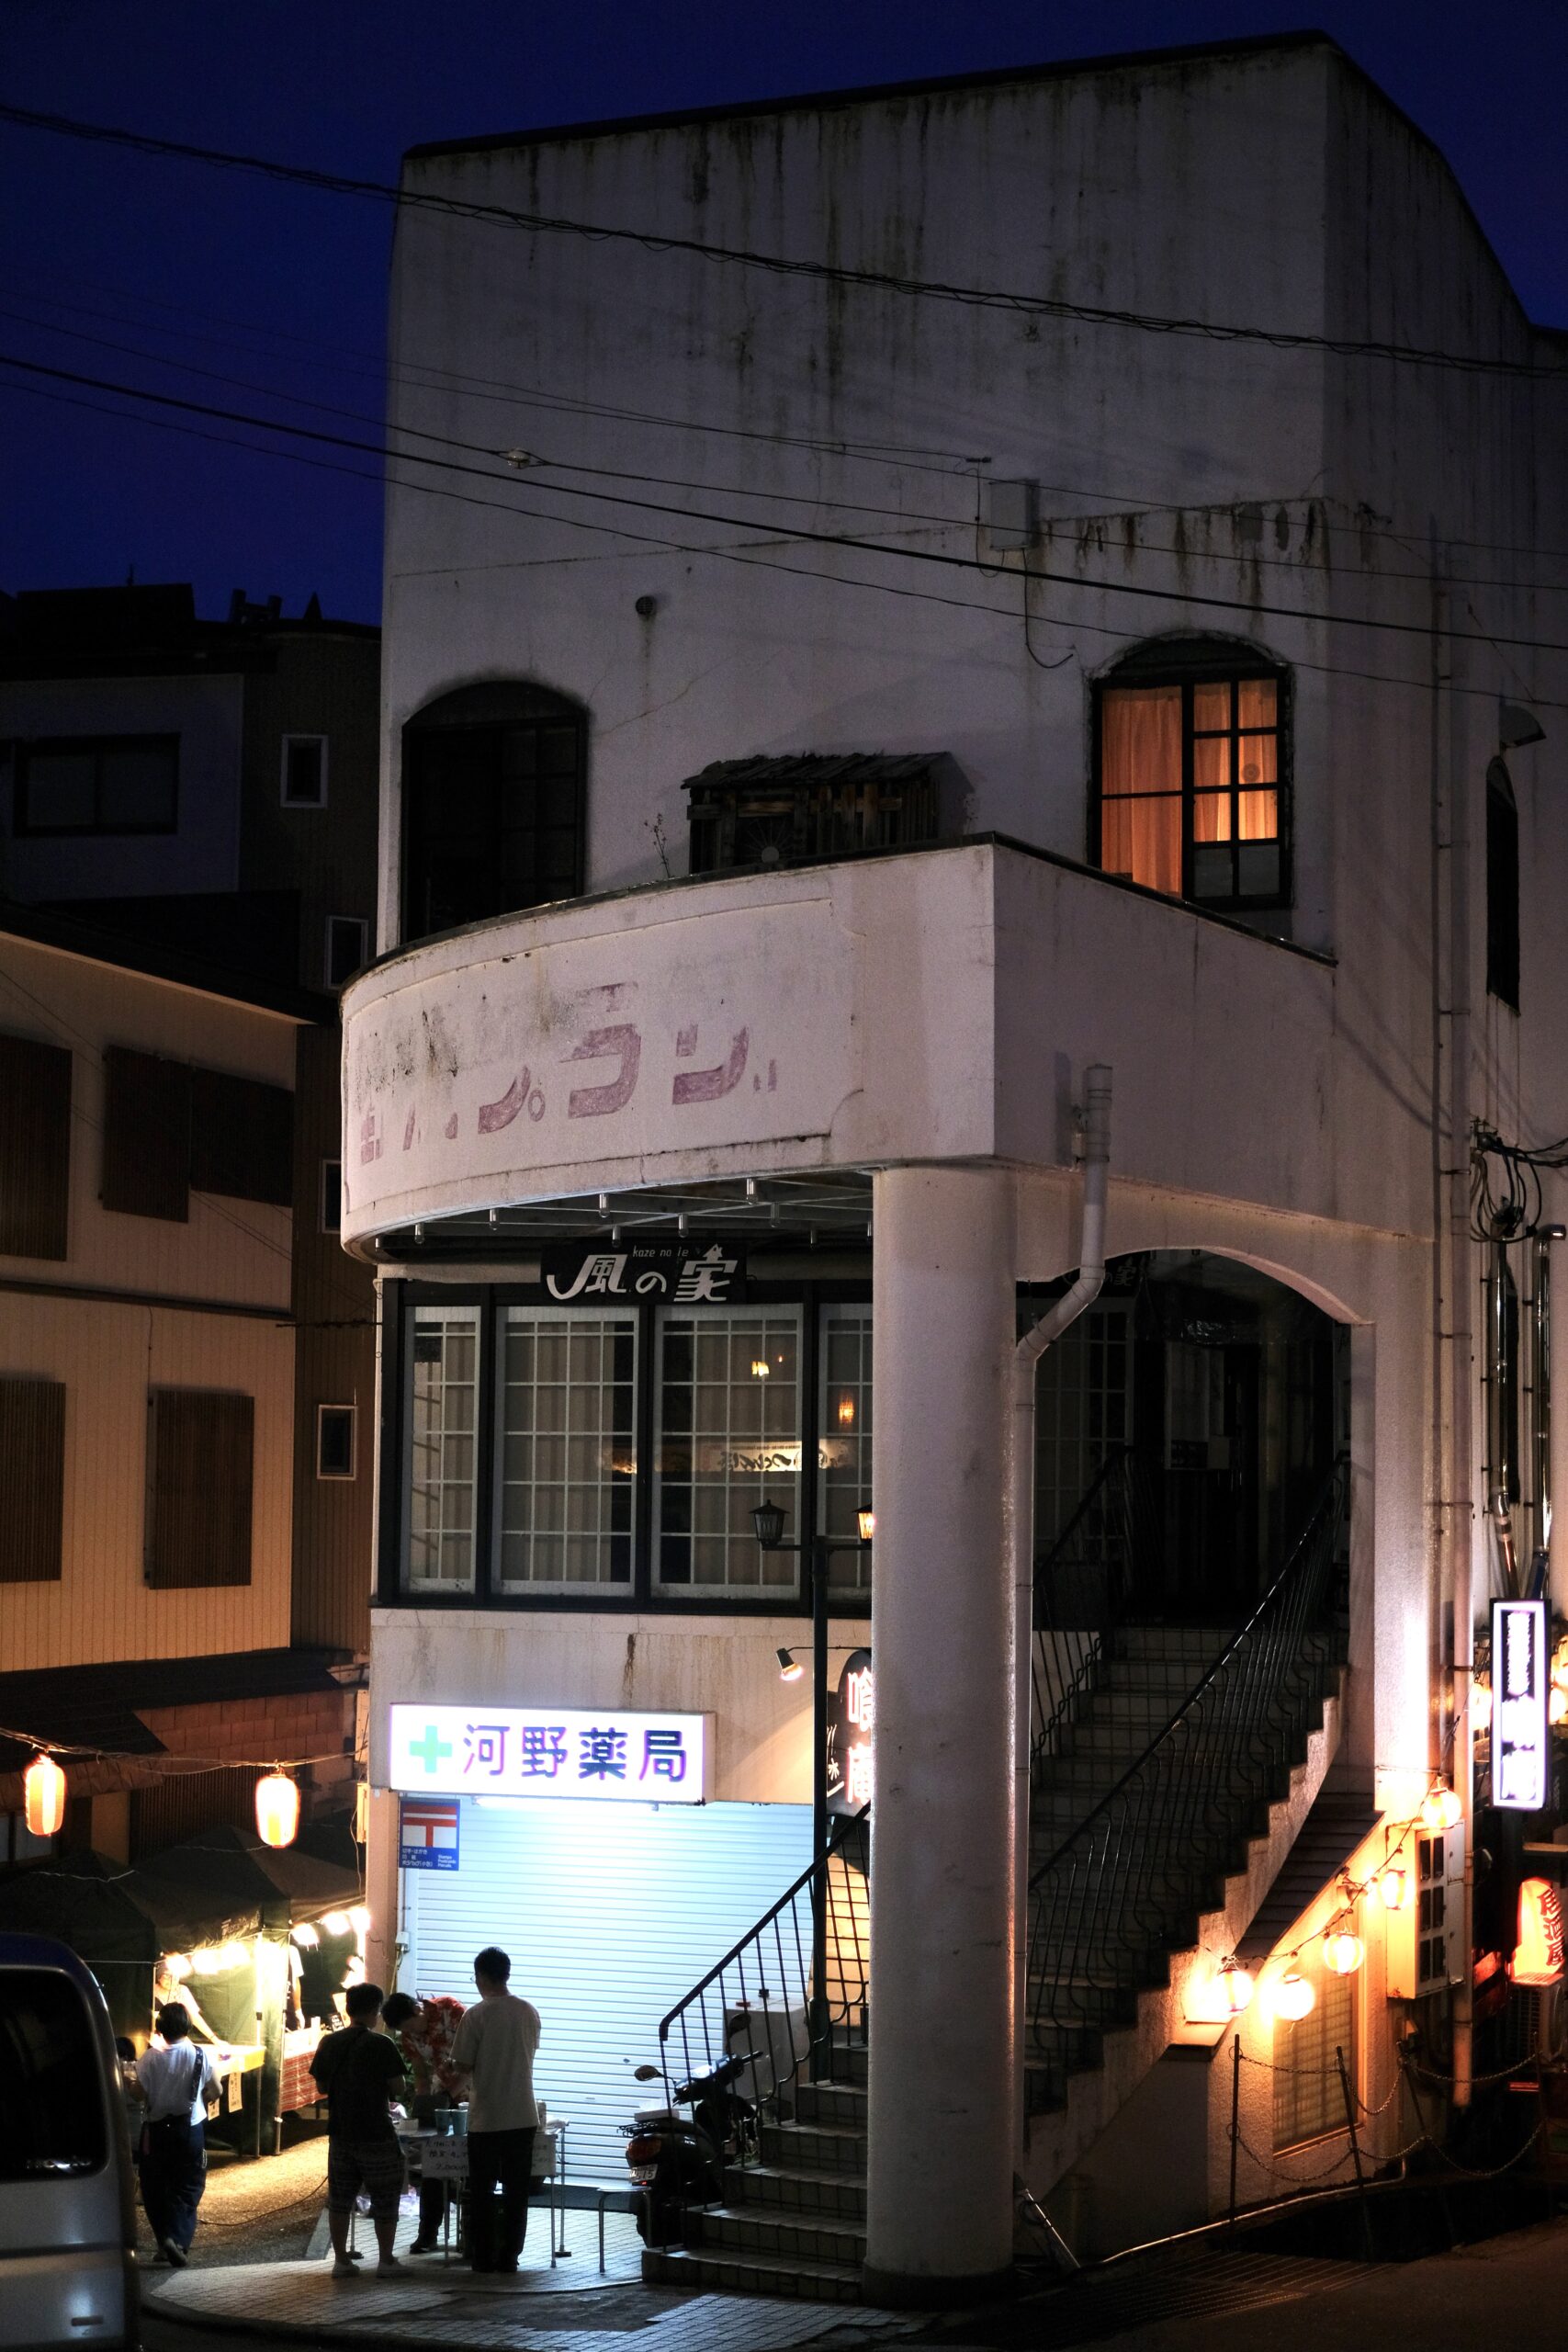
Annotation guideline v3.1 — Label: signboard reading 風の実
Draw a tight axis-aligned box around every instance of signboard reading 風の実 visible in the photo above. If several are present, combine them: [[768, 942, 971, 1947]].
[[389, 1705, 712, 1804]]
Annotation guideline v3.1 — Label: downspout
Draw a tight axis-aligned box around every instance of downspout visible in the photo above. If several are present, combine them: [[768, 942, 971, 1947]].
[[1012, 1063, 1112, 2165]]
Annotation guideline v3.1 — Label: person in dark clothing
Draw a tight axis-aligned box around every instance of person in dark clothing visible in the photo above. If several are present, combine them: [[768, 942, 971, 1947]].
[[450, 1947, 541, 2275], [382, 1990, 466, 2255], [310, 1981, 411, 2275], [135, 2003, 218, 2268]]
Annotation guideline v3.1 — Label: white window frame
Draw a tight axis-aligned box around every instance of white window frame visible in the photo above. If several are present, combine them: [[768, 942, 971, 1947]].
[[652, 1301, 804, 1597], [494, 1303, 638, 1594], [324, 914, 369, 989], [315, 1402, 357, 1482], [406, 1305, 481, 1594], [818, 1302, 873, 1601], [280, 732, 328, 808]]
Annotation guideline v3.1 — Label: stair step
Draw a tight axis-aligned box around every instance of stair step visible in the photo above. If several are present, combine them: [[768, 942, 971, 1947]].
[[761, 2118, 866, 2172], [722, 2162, 867, 2219], [643, 2245, 863, 2301], [789, 2080, 866, 2128], [692, 2205, 865, 2264]]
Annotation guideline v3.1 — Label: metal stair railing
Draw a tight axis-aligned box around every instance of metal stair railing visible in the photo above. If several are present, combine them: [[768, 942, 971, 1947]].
[[1031, 1446, 1154, 1776], [1027, 1459, 1348, 2041], [656, 1807, 870, 2185]]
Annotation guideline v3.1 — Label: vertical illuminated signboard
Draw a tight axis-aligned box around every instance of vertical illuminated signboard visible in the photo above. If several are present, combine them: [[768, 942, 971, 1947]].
[[1492, 1597, 1550, 1811]]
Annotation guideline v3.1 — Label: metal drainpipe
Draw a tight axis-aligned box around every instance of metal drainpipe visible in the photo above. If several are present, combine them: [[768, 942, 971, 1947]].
[[1011, 1064, 1112, 2159]]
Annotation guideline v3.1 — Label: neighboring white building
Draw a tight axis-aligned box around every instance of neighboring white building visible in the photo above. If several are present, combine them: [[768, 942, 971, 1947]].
[[344, 34, 1568, 2297]]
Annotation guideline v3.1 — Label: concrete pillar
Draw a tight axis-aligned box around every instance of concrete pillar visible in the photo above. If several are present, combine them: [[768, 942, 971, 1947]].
[[863, 1165, 1016, 2303]]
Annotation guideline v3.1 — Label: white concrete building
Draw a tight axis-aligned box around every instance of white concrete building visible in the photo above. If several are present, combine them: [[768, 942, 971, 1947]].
[[344, 33, 1568, 2298]]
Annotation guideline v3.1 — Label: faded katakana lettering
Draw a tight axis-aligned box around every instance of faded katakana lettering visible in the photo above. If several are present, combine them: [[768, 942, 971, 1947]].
[[566, 1024, 642, 1117], [672, 1026, 749, 1105]]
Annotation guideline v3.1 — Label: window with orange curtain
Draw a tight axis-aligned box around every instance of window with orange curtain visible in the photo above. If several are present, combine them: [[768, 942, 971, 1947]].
[[1094, 661, 1287, 909]]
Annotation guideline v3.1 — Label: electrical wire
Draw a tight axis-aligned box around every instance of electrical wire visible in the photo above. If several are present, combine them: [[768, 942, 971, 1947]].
[[5, 103, 1567, 383], [6, 349, 1568, 671]]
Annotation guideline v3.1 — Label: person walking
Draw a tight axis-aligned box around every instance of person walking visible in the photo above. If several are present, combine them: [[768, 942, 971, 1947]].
[[381, 1990, 467, 2254], [135, 2002, 218, 2268], [310, 1980, 412, 2276], [450, 1947, 541, 2275]]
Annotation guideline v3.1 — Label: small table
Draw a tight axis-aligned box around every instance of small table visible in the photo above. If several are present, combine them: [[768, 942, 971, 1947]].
[[400, 2121, 570, 2267]]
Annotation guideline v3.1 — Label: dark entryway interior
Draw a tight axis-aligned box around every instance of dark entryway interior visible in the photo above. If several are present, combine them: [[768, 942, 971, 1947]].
[[1031, 1250, 1344, 1626]]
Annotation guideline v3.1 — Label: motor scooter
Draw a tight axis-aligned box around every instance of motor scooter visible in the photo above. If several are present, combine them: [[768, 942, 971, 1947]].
[[621, 2050, 759, 2245]]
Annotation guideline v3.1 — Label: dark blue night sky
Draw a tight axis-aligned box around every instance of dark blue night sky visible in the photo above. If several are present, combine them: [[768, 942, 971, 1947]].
[[3, 0, 1564, 624]]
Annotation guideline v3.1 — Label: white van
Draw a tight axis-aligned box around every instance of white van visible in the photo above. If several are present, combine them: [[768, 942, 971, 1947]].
[[0, 1934, 139, 2352]]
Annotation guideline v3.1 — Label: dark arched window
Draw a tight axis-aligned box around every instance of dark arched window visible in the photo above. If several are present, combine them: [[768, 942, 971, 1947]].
[[401, 682, 586, 942], [1091, 639, 1291, 911]]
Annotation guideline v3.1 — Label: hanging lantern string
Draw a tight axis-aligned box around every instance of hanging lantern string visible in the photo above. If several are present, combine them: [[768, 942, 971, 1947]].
[[0, 1723, 365, 1776], [1248, 1770, 1457, 1979]]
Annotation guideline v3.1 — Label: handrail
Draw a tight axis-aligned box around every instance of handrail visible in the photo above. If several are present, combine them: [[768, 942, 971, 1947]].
[[1027, 1460, 1347, 2048], [654, 1808, 870, 2217], [1035, 1444, 1132, 1586]]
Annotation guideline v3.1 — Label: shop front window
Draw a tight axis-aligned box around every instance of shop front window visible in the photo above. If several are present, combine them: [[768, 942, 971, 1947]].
[[655, 1306, 802, 1592], [497, 1307, 636, 1589], [408, 1306, 479, 1591], [819, 1305, 873, 1602]]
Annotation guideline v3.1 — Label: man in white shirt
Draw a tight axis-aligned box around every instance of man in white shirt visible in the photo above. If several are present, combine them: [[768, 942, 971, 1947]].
[[135, 2003, 219, 2267], [450, 1946, 541, 2274]]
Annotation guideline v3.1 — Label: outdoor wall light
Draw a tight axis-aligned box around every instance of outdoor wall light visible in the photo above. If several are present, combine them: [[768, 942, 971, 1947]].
[[837, 1396, 856, 1426], [776, 1647, 805, 1682], [752, 1500, 786, 1550], [1420, 1784, 1463, 1833], [1218, 1958, 1254, 2014], [857, 1509, 876, 1543]]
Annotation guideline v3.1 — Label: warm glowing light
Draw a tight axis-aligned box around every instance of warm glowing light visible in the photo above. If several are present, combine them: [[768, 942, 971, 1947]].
[[750, 1359, 770, 1379], [1552, 1650, 1568, 1694], [348, 1905, 370, 1938], [1323, 1929, 1365, 1976], [322, 1911, 352, 1937], [776, 1646, 804, 1683], [1514, 1877, 1565, 1987], [289, 1922, 320, 1949], [219, 1942, 249, 1972], [1273, 1969, 1316, 2020], [254, 1770, 300, 1849], [857, 1509, 876, 1544], [1421, 1786, 1463, 1833], [1552, 1686, 1568, 1727], [190, 1948, 221, 1976], [1473, 1680, 1493, 1733], [1379, 1863, 1409, 1911], [836, 1396, 855, 1426], [1219, 1960, 1254, 2014], [163, 1952, 192, 1981], [23, 1752, 66, 1839]]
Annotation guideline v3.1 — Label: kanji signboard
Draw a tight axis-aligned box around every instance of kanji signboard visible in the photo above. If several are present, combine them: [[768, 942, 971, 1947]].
[[541, 1240, 745, 1304], [389, 1704, 712, 1804], [1493, 1598, 1550, 1812], [827, 1648, 874, 1816]]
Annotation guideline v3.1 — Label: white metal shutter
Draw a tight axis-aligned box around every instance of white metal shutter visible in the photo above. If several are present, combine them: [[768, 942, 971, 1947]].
[[401, 1799, 811, 2184]]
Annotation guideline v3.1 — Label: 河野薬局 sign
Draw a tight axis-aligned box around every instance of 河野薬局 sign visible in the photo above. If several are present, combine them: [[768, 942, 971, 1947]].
[[389, 1705, 712, 1804]]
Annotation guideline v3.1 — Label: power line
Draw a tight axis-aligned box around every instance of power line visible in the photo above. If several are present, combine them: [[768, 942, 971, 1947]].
[[10, 298, 1568, 604], [6, 348, 1568, 667], [13, 259, 1568, 576], [6, 361, 1564, 718], [3, 101, 1565, 384]]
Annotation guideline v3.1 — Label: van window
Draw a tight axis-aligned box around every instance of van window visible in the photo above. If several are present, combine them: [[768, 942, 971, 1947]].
[[0, 1969, 107, 2177]]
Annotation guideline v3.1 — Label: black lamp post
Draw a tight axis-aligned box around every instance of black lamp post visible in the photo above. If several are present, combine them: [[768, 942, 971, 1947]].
[[752, 1498, 872, 2078]]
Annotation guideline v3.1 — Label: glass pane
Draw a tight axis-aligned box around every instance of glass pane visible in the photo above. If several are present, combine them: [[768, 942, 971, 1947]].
[[100, 744, 175, 829], [1237, 842, 1281, 897], [1192, 681, 1231, 732], [0, 1971, 107, 2178], [1191, 842, 1233, 899], [656, 1307, 802, 1591], [1100, 795, 1182, 896], [1193, 736, 1230, 794], [819, 1306, 873, 1601], [1238, 785, 1279, 842], [1100, 686, 1181, 795], [23, 749, 96, 830], [407, 1306, 480, 1591], [1192, 792, 1231, 843], [1237, 676, 1278, 729], [497, 1309, 637, 1589]]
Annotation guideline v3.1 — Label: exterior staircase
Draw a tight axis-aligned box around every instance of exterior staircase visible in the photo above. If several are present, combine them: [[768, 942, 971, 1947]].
[[645, 1464, 1347, 2296], [642, 2038, 868, 2301]]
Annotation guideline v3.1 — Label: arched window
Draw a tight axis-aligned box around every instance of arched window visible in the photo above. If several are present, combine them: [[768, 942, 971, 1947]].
[[400, 682, 586, 942], [1091, 639, 1291, 911]]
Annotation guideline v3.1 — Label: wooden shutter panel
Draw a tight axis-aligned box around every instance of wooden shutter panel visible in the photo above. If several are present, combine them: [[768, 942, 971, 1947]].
[[144, 1388, 254, 1588], [190, 1068, 294, 1206], [102, 1047, 191, 1221], [0, 1032, 72, 1260], [0, 1375, 66, 1583]]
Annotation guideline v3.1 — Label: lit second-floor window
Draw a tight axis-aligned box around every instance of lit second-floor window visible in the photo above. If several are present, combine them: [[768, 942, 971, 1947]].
[[10, 734, 178, 836], [1094, 653, 1288, 911]]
